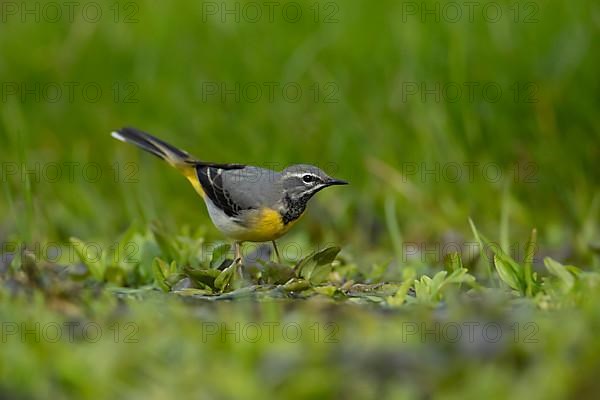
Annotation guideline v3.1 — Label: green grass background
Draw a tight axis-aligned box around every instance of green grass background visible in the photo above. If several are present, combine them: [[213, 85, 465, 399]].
[[1, 0, 598, 257], [1, 0, 599, 398]]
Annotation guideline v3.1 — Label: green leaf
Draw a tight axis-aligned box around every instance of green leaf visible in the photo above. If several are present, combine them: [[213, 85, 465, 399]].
[[210, 243, 231, 269], [444, 268, 475, 286], [214, 262, 236, 292], [469, 218, 523, 288], [413, 268, 475, 304], [430, 270, 448, 292], [282, 278, 311, 292], [165, 273, 186, 288], [294, 251, 316, 275], [523, 228, 537, 296], [169, 260, 178, 274], [309, 265, 333, 285], [183, 266, 220, 288], [414, 276, 433, 303], [313, 285, 339, 297], [294, 246, 341, 285], [468, 218, 493, 280], [313, 246, 341, 266], [152, 258, 170, 292], [444, 252, 463, 272], [544, 257, 575, 291], [493, 255, 522, 292]]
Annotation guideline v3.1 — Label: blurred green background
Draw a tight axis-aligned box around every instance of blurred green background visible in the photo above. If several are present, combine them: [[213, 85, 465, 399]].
[[1, 0, 600, 398], [1, 0, 598, 261]]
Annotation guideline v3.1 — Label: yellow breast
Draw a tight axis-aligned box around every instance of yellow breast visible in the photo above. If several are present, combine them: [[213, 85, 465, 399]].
[[236, 207, 301, 242]]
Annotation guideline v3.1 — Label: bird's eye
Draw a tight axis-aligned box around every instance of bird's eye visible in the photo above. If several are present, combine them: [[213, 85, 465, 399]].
[[302, 174, 315, 183]]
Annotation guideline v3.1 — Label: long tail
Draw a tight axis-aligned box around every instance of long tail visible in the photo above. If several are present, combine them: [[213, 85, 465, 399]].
[[111, 127, 245, 197], [111, 127, 198, 171]]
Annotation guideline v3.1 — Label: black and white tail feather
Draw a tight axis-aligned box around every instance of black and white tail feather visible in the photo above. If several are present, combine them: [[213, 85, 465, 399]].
[[111, 127, 245, 171]]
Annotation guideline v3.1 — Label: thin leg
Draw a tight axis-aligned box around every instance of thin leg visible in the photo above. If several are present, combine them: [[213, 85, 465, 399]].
[[234, 241, 242, 263], [272, 240, 282, 264], [234, 241, 243, 279]]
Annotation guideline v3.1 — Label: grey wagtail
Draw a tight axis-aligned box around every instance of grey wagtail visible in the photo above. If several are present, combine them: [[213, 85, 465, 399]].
[[111, 127, 347, 263]]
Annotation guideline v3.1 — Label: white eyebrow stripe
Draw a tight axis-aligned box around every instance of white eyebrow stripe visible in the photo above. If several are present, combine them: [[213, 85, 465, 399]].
[[284, 172, 321, 179]]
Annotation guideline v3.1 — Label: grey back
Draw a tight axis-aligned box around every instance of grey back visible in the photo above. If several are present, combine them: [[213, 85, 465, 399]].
[[212, 166, 284, 211]]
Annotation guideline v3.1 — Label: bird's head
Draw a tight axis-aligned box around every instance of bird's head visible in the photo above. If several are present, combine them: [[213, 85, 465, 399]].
[[280, 164, 348, 201]]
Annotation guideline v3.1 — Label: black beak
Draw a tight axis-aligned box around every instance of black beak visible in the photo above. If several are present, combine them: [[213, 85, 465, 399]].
[[326, 178, 349, 186]]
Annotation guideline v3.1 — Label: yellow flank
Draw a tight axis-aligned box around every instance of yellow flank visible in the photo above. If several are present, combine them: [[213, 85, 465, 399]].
[[180, 166, 205, 198], [238, 207, 301, 242]]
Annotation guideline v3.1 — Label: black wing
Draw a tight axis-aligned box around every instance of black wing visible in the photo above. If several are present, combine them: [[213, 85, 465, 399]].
[[196, 165, 246, 218]]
